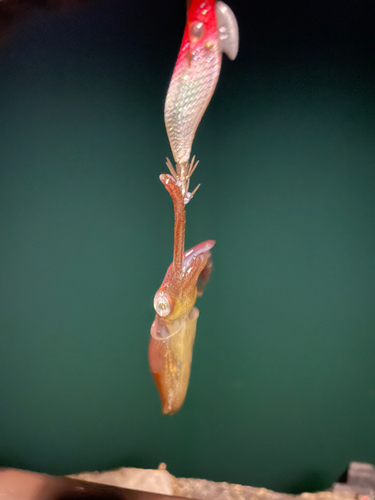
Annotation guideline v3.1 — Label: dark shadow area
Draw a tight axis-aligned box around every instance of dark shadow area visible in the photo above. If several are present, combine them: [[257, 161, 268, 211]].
[[0, 0, 94, 47], [287, 471, 332, 494]]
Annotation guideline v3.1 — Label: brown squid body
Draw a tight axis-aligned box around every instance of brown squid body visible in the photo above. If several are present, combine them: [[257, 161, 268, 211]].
[[149, 307, 199, 415], [148, 174, 214, 415]]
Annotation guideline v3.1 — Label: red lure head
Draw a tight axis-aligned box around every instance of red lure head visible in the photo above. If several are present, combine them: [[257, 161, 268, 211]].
[[184, 0, 218, 54]]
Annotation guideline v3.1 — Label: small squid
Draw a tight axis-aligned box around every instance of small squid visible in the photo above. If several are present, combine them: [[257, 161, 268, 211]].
[[149, 0, 239, 415], [148, 173, 215, 415]]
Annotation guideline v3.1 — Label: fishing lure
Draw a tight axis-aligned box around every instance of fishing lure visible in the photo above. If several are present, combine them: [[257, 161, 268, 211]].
[[148, 0, 239, 415], [164, 0, 239, 203]]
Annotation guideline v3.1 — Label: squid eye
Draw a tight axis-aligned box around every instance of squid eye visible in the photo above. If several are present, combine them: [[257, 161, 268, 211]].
[[153, 291, 172, 317], [189, 21, 205, 41]]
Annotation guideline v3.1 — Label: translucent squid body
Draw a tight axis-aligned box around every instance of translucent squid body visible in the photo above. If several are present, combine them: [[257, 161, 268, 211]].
[[148, 0, 239, 415], [149, 174, 215, 415]]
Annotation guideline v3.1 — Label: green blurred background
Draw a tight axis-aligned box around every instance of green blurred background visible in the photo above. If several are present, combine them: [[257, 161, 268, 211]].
[[0, 0, 374, 493]]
